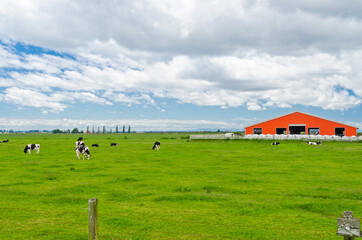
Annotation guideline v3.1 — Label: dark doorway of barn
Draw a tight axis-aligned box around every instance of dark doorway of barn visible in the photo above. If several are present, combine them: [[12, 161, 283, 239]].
[[289, 126, 305, 134], [253, 128, 262, 134], [308, 128, 320, 135], [276, 128, 287, 134], [335, 128, 345, 137]]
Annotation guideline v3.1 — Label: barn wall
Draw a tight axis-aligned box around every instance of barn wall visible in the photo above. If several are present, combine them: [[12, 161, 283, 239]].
[[245, 112, 357, 136]]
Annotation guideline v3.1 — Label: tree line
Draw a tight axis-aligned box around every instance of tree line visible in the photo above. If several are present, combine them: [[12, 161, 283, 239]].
[[52, 125, 131, 134]]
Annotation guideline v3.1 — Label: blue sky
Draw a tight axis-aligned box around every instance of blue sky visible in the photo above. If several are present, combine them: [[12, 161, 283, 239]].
[[0, 1, 362, 131]]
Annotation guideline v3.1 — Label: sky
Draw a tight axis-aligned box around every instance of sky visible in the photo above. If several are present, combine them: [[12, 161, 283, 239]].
[[0, 0, 361, 131]]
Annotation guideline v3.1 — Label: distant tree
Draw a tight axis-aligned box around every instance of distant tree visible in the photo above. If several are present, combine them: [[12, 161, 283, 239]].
[[110, 128, 112, 134], [123, 125, 125, 133], [98, 127, 100, 134], [116, 125, 118, 134], [71, 128, 79, 134], [87, 126, 89, 133], [103, 126, 106, 134], [128, 125, 131, 133], [9, 130, 14, 133], [52, 129, 62, 134], [92, 127, 95, 134]]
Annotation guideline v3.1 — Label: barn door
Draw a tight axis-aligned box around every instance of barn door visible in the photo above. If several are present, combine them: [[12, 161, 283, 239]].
[[335, 128, 345, 137], [289, 125, 306, 134], [276, 128, 287, 134]]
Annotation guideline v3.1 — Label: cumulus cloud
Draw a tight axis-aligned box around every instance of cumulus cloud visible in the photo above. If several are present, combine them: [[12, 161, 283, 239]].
[[0, 117, 241, 131], [269, 0, 362, 19], [103, 91, 155, 106], [3, 87, 67, 113], [1, 0, 362, 55], [2, 87, 113, 113], [1, 42, 362, 112], [0, 0, 362, 115]]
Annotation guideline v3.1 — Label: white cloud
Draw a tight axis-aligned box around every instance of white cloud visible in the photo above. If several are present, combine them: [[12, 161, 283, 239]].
[[51, 92, 113, 106], [2, 87, 113, 113], [0, 0, 362, 114], [0, 117, 240, 131], [3, 87, 67, 113], [1, 0, 362, 56], [1, 45, 362, 112], [103, 92, 154, 105]]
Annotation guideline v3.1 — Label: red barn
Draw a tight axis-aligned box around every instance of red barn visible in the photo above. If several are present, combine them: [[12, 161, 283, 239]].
[[245, 111, 358, 137]]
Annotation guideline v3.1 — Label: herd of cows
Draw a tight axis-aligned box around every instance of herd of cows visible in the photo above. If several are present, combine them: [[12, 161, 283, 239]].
[[74, 137, 161, 160], [306, 141, 322, 145], [0, 137, 162, 160], [0, 137, 322, 159], [271, 141, 322, 145]]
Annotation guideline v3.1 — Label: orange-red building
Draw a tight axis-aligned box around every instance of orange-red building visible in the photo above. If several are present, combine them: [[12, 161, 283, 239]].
[[245, 111, 358, 136]]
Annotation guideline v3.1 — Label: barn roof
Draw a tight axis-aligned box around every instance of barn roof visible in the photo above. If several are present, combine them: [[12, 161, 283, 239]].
[[244, 111, 358, 129]]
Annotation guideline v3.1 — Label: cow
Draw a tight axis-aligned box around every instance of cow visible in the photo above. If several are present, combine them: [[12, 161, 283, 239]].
[[75, 140, 84, 149], [24, 144, 40, 154], [75, 140, 90, 160], [152, 141, 160, 150], [306, 141, 322, 145], [92, 144, 99, 147], [110, 143, 118, 146], [77, 137, 83, 141], [1, 139, 9, 143], [271, 142, 280, 145]]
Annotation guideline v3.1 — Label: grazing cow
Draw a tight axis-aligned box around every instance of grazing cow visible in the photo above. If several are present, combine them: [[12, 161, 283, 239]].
[[271, 142, 280, 145], [75, 141, 90, 160], [77, 145, 91, 160], [152, 141, 161, 150], [92, 144, 99, 147], [306, 141, 322, 145], [77, 137, 83, 141], [75, 140, 84, 152], [24, 144, 40, 154], [75, 140, 84, 149], [110, 143, 119, 146], [1, 139, 9, 143]]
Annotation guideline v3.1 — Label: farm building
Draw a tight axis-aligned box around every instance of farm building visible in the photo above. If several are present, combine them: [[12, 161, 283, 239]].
[[245, 111, 358, 137]]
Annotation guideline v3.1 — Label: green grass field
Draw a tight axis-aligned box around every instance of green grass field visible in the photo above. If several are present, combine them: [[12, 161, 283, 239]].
[[0, 133, 361, 239]]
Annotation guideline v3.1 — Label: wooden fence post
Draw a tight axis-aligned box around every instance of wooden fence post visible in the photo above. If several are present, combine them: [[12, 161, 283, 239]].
[[88, 198, 98, 240]]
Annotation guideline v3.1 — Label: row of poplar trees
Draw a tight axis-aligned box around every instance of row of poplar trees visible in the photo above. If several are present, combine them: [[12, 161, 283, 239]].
[[86, 125, 131, 134]]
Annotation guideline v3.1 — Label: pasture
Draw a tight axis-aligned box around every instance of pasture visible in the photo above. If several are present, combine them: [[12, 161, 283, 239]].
[[0, 133, 361, 239]]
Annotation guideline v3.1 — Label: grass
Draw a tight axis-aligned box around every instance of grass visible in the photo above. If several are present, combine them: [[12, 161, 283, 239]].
[[0, 133, 361, 239]]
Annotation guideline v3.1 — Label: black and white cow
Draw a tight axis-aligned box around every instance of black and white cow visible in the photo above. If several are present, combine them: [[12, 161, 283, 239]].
[[75, 140, 84, 149], [92, 144, 99, 147], [152, 141, 160, 150], [306, 141, 322, 145], [75, 140, 90, 160], [110, 143, 118, 146], [77, 137, 83, 141], [24, 144, 40, 154], [271, 142, 280, 145], [1, 139, 9, 143]]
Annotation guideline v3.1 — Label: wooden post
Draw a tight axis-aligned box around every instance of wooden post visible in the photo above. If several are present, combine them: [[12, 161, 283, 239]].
[[88, 198, 98, 240]]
